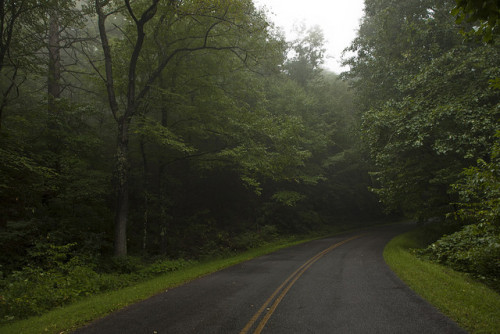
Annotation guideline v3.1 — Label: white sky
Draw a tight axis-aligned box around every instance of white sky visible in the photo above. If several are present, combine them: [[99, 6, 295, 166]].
[[253, 0, 365, 73]]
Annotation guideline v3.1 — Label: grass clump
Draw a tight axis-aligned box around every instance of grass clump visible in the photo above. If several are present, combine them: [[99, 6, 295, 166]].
[[384, 227, 500, 333]]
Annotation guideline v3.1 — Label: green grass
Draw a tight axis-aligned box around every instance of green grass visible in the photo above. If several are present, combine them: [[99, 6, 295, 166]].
[[384, 228, 500, 334], [0, 233, 329, 334]]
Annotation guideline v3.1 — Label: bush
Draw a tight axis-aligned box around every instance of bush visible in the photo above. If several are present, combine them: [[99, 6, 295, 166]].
[[451, 131, 500, 227], [105, 256, 142, 274], [0, 243, 194, 322], [417, 223, 500, 288], [232, 225, 279, 250], [0, 262, 101, 321], [139, 258, 193, 276]]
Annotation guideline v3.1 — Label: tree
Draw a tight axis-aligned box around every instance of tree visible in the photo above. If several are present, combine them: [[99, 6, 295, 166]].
[[285, 24, 326, 86], [347, 0, 500, 219], [343, 0, 464, 112], [92, 0, 286, 256], [251, 23, 383, 229], [0, 0, 45, 131], [363, 45, 500, 218], [450, 0, 500, 228]]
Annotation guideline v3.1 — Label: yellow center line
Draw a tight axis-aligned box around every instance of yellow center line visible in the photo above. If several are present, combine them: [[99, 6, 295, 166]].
[[240, 234, 365, 334]]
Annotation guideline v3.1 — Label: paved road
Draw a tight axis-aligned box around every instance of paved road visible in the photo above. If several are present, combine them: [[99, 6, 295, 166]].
[[74, 223, 466, 334]]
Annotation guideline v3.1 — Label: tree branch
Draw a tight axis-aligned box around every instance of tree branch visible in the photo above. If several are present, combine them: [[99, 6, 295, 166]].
[[126, 0, 159, 115], [96, 0, 120, 121]]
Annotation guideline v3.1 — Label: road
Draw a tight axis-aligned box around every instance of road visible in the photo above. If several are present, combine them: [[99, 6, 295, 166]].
[[74, 223, 466, 334]]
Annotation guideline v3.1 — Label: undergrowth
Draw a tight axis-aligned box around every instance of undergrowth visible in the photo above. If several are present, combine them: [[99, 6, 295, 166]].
[[0, 252, 193, 323], [415, 222, 500, 291]]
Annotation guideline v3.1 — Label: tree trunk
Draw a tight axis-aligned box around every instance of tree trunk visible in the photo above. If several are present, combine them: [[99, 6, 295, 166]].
[[48, 10, 61, 111], [47, 9, 62, 173], [114, 118, 130, 257], [159, 73, 169, 254], [140, 135, 149, 253]]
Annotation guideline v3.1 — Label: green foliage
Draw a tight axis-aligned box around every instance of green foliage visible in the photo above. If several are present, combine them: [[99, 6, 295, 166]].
[[350, 0, 500, 219], [0, 98, 113, 270], [271, 191, 305, 206], [0, 243, 193, 322], [0, 243, 100, 321], [423, 132, 500, 289], [344, 0, 462, 111], [417, 223, 500, 289], [285, 24, 326, 86], [452, 0, 500, 41], [0, 221, 37, 270], [452, 132, 500, 226], [139, 258, 192, 276], [133, 117, 196, 154], [232, 225, 279, 250]]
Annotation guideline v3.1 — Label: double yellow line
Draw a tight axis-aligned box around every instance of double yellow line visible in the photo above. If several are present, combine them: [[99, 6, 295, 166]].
[[240, 234, 365, 334]]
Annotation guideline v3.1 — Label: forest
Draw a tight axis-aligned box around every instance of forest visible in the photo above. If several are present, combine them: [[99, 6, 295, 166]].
[[0, 0, 499, 324]]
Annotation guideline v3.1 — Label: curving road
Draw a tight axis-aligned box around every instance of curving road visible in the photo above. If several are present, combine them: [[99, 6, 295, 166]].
[[74, 223, 466, 334]]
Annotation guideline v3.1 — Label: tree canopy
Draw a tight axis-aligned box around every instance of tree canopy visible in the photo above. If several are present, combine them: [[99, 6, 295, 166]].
[[345, 0, 500, 221], [1, 3, 381, 320]]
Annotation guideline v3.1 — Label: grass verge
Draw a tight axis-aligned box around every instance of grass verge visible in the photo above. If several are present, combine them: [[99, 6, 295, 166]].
[[0, 233, 328, 334], [384, 228, 500, 334]]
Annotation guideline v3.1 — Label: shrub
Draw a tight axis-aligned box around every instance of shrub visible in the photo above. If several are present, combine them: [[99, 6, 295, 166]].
[[451, 131, 500, 227], [417, 223, 500, 288], [0, 262, 101, 321], [140, 258, 193, 276], [0, 242, 197, 323], [232, 225, 279, 250], [105, 256, 142, 274]]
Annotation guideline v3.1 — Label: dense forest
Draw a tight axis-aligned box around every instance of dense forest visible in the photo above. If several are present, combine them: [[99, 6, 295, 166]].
[[0, 0, 499, 323]]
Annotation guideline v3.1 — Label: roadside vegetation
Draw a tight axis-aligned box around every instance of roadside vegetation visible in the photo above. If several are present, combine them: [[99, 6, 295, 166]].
[[384, 226, 500, 333]]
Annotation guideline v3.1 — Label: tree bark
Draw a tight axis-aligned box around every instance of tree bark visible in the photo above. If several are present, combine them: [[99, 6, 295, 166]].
[[48, 9, 61, 111], [114, 118, 131, 257], [46, 8, 63, 175], [140, 134, 149, 253], [158, 71, 170, 254], [159, 107, 168, 254]]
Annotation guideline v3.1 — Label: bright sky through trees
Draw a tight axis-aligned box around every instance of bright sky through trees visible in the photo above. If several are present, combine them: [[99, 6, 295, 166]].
[[253, 0, 365, 73]]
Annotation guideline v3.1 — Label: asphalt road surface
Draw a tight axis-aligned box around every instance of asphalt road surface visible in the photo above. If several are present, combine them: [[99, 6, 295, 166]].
[[74, 223, 467, 334]]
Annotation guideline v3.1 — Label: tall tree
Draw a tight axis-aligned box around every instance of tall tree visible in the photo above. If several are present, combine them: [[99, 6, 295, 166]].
[[285, 24, 326, 87], [93, 0, 282, 256]]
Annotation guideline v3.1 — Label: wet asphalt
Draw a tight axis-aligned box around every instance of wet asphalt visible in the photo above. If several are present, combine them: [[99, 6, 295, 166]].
[[73, 223, 467, 334]]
